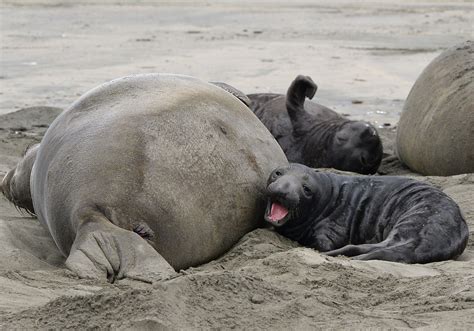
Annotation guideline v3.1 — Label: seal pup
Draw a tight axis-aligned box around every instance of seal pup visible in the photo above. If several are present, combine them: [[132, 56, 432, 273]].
[[248, 75, 383, 174], [1, 74, 288, 282], [264, 163, 468, 263]]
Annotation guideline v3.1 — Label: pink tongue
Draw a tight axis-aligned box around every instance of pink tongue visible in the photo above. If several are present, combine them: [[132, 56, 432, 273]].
[[269, 202, 289, 222]]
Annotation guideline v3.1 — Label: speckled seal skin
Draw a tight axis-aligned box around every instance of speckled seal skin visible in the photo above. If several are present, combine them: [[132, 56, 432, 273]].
[[1, 74, 288, 282], [248, 75, 383, 174], [397, 40, 474, 176], [264, 163, 469, 263]]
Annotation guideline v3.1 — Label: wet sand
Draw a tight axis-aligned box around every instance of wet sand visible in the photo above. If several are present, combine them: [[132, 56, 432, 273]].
[[0, 1, 473, 329]]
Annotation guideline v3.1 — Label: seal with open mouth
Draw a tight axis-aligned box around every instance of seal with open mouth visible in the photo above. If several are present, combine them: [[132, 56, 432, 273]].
[[264, 163, 469, 263]]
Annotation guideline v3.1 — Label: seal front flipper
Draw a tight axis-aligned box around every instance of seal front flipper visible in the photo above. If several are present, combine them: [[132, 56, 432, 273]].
[[66, 211, 176, 283], [286, 75, 318, 135]]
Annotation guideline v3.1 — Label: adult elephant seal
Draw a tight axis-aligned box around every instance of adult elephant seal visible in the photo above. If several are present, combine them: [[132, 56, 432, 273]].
[[264, 164, 469, 263], [247, 75, 383, 174], [1, 74, 288, 282], [397, 40, 474, 175]]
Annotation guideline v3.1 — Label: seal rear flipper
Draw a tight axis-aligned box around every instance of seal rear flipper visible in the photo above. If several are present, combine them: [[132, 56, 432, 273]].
[[1, 143, 40, 215], [66, 213, 176, 283], [286, 75, 318, 135], [351, 247, 416, 263], [324, 241, 390, 257]]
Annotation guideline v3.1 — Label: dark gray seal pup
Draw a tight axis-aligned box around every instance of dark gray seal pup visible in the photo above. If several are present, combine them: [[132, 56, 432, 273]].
[[1, 74, 288, 282], [264, 163, 469, 263], [248, 75, 383, 175]]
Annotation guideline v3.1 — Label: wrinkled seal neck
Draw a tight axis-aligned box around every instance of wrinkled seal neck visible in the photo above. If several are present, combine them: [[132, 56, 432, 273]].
[[299, 119, 350, 167], [279, 171, 335, 231]]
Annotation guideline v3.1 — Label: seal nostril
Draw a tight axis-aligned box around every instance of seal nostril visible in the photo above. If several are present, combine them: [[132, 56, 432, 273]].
[[275, 191, 288, 200], [360, 127, 378, 142]]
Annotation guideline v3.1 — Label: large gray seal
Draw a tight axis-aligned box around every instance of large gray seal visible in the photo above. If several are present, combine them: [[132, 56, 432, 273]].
[[264, 163, 468, 263], [396, 40, 474, 175], [247, 75, 383, 174], [1, 74, 288, 282]]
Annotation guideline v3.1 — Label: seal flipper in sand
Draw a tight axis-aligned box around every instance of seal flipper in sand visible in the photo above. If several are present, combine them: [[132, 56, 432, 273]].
[[66, 209, 175, 283]]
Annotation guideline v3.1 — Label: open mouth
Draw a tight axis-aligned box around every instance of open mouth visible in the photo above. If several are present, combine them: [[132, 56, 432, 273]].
[[264, 199, 290, 227]]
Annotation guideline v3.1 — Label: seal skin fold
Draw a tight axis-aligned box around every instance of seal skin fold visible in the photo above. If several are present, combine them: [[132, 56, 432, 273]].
[[248, 75, 383, 175], [264, 163, 469, 264]]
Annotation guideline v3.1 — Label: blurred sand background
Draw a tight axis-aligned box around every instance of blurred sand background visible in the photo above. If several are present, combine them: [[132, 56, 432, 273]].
[[0, 0, 473, 329], [1, 0, 472, 124]]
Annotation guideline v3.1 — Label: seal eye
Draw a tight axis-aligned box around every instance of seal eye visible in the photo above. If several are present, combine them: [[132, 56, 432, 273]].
[[302, 185, 312, 195], [275, 171, 282, 177]]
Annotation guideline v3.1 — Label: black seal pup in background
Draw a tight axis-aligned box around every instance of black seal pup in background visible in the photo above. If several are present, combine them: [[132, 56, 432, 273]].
[[264, 163, 469, 263], [248, 75, 383, 175]]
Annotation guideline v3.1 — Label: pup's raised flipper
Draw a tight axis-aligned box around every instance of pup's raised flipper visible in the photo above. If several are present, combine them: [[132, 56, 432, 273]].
[[286, 75, 318, 135]]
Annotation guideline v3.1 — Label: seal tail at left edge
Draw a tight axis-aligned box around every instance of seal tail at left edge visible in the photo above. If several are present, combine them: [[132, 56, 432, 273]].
[[1, 172, 36, 216], [1, 144, 40, 216]]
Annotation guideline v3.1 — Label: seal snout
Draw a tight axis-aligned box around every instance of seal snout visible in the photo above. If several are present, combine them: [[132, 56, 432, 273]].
[[266, 179, 300, 207], [359, 130, 383, 173], [360, 127, 382, 150], [359, 125, 377, 140], [338, 122, 383, 174], [265, 175, 302, 227], [359, 151, 379, 167]]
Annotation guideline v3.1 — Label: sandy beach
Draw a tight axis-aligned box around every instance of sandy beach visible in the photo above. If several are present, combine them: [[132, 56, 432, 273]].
[[0, 1, 473, 329]]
